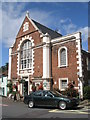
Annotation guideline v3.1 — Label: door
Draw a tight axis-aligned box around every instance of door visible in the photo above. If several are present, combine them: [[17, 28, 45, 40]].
[[24, 81, 28, 96], [42, 91, 56, 107], [33, 91, 43, 106]]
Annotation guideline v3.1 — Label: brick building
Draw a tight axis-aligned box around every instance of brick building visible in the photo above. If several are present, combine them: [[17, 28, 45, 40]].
[[8, 12, 88, 98]]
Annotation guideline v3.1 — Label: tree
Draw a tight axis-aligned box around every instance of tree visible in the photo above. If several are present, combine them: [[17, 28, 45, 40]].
[[0, 63, 8, 75]]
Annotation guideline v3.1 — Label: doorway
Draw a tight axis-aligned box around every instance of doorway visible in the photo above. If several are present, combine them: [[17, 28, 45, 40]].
[[24, 81, 28, 96]]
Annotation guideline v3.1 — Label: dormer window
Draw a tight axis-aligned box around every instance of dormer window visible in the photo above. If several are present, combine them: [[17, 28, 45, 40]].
[[23, 22, 29, 32]]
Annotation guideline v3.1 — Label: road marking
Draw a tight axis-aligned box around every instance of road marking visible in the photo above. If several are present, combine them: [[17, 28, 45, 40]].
[[49, 109, 90, 114], [0, 104, 8, 106]]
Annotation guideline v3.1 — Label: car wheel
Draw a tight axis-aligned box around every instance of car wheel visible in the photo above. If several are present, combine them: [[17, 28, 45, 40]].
[[28, 101, 34, 108], [59, 101, 66, 110]]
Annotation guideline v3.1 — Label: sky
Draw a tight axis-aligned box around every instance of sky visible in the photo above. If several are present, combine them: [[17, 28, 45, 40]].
[[0, 1, 89, 67]]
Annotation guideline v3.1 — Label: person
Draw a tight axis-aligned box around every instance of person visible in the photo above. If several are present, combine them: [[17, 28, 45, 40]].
[[16, 92, 20, 101], [14, 92, 17, 102]]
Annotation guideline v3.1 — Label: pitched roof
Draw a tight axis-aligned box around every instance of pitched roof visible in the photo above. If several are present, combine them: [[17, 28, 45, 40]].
[[32, 19, 62, 39]]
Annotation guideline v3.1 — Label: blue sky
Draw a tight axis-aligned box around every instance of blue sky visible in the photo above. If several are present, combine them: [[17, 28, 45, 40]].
[[0, 2, 88, 67]]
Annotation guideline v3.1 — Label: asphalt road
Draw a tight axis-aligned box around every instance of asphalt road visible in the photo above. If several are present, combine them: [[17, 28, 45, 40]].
[[1, 97, 90, 119]]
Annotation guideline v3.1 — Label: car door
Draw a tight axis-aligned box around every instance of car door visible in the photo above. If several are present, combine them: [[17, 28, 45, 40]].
[[42, 92, 56, 107], [33, 91, 43, 106]]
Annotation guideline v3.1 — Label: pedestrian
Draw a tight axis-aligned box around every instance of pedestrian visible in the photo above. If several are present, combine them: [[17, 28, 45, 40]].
[[14, 92, 17, 102]]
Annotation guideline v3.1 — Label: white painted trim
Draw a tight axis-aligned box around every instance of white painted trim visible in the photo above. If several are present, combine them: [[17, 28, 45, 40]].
[[58, 78, 68, 91], [75, 32, 83, 99], [17, 35, 34, 77], [43, 33, 51, 79], [8, 47, 12, 80], [32, 80, 43, 82], [26, 15, 43, 35], [76, 39, 83, 78], [58, 46, 68, 67], [52, 39, 76, 46], [52, 32, 80, 42]]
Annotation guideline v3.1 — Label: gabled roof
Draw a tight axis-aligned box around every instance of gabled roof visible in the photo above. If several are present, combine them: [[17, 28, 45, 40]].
[[32, 19, 62, 39]]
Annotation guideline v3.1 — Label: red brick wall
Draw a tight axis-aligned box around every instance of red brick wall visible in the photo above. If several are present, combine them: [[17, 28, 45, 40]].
[[52, 41, 78, 88], [11, 54, 17, 79], [33, 48, 43, 78], [11, 16, 43, 80]]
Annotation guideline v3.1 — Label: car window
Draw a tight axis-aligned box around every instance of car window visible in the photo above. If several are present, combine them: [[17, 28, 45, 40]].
[[34, 91, 43, 96], [44, 92, 53, 97]]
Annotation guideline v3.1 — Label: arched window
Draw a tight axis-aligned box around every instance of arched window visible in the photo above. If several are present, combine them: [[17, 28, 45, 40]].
[[58, 47, 68, 67], [20, 40, 32, 69]]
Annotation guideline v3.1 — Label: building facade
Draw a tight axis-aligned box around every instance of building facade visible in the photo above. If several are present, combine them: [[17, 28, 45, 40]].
[[0, 76, 8, 97], [8, 12, 87, 98]]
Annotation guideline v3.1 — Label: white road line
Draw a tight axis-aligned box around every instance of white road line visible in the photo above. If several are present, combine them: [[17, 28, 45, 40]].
[[0, 104, 8, 106], [49, 109, 89, 114]]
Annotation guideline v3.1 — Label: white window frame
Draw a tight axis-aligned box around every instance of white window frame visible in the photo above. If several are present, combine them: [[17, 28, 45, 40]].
[[58, 46, 68, 67], [20, 40, 33, 70], [59, 78, 68, 91]]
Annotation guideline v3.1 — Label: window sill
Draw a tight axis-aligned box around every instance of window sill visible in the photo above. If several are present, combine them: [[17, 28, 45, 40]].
[[19, 68, 32, 71], [58, 65, 68, 68]]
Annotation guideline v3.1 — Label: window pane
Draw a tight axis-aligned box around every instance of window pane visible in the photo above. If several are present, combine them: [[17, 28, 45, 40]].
[[20, 40, 32, 69], [60, 48, 66, 66], [61, 80, 67, 89]]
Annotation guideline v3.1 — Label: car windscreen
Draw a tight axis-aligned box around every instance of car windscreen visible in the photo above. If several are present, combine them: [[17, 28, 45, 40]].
[[50, 91, 62, 97]]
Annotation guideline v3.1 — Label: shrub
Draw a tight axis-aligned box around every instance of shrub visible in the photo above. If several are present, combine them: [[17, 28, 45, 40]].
[[53, 86, 60, 93], [63, 82, 79, 98], [84, 86, 90, 99]]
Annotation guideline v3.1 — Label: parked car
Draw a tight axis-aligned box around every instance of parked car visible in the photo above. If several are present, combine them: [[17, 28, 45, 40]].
[[24, 90, 79, 110]]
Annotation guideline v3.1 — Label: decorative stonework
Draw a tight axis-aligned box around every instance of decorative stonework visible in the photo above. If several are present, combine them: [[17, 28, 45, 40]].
[[23, 22, 29, 32], [75, 33, 83, 98], [17, 35, 35, 77]]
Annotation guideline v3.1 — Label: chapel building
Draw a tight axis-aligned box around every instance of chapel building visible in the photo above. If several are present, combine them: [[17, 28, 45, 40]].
[[8, 12, 89, 98]]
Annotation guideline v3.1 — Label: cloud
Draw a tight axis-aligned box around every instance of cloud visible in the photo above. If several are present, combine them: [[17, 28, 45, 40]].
[[59, 17, 88, 43], [29, 8, 53, 26], [1, 3, 26, 47], [60, 18, 71, 24], [78, 27, 88, 42], [63, 23, 77, 34], [1, 3, 53, 48], [1, 3, 88, 49]]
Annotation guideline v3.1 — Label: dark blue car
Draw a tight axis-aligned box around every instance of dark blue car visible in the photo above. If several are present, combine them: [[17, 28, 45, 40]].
[[24, 90, 79, 110]]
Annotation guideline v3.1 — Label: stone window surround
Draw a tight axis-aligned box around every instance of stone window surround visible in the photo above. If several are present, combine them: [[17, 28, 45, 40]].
[[59, 78, 68, 91], [58, 46, 68, 68], [20, 40, 32, 70], [17, 35, 34, 76]]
